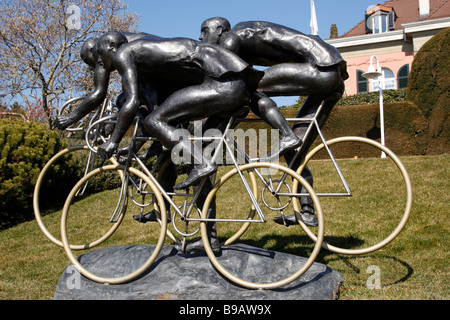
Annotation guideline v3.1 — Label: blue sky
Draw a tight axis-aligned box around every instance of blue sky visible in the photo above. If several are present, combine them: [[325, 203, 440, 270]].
[[124, 0, 380, 106], [125, 0, 379, 40]]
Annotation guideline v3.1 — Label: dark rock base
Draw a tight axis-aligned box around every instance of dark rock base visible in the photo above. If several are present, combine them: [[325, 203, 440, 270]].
[[54, 244, 343, 300]]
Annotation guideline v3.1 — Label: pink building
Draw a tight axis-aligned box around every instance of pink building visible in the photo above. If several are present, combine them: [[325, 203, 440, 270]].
[[326, 0, 450, 96]]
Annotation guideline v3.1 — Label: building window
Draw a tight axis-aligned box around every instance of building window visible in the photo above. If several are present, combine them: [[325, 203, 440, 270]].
[[373, 14, 388, 34], [397, 64, 409, 89], [365, 10, 395, 34], [372, 68, 395, 91], [357, 70, 369, 93]]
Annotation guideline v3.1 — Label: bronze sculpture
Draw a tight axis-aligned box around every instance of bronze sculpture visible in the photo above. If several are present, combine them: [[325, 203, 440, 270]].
[[54, 19, 348, 251]]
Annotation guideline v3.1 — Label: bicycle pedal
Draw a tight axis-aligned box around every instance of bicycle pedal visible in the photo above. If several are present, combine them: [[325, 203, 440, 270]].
[[273, 214, 298, 227]]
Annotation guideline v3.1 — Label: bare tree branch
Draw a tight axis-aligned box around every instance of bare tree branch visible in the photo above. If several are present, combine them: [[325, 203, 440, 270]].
[[0, 0, 140, 125]]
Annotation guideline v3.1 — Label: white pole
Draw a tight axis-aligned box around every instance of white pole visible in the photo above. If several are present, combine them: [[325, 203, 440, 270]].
[[379, 87, 386, 158], [361, 55, 386, 158]]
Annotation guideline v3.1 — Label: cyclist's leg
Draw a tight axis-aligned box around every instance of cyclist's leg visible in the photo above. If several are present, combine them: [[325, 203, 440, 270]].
[[144, 78, 247, 189], [250, 91, 302, 157], [183, 176, 220, 253], [277, 80, 345, 226]]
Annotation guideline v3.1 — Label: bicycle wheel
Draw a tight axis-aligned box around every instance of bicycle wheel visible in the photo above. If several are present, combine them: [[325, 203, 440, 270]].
[[293, 136, 412, 255], [201, 162, 324, 289], [33, 145, 120, 249], [61, 164, 167, 284]]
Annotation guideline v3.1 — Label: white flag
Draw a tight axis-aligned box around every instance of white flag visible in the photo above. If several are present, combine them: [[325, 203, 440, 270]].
[[310, 0, 319, 35]]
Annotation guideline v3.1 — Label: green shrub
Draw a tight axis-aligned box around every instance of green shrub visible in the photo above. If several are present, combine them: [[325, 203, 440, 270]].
[[407, 28, 450, 120], [318, 101, 429, 157], [0, 120, 72, 226], [407, 28, 450, 154]]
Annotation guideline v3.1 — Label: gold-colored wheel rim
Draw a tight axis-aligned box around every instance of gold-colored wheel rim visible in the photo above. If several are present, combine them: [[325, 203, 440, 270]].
[[201, 162, 324, 290], [293, 136, 412, 255], [60, 164, 167, 284]]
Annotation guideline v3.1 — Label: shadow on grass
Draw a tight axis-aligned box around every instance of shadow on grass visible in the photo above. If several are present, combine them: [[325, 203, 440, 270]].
[[219, 233, 413, 286], [224, 233, 364, 259]]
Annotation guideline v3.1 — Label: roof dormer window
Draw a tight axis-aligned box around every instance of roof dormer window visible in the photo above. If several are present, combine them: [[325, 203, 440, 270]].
[[365, 4, 396, 34], [373, 12, 388, 33]]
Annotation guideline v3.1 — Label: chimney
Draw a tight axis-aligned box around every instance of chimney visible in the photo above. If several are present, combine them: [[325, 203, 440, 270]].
[[419, 0, 430, 18]]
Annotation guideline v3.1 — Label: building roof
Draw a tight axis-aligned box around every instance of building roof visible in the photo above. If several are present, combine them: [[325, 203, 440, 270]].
[[340, 0, 450, 38]]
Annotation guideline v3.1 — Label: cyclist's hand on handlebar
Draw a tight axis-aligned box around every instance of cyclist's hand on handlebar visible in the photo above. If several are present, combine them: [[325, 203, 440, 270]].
[[53, 115, 73, 130], [98, 140, 118, 159]]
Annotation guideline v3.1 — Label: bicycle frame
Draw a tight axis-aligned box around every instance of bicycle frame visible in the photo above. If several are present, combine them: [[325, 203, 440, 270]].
[[129, 116, 268, 225], [237, 101, 352, 198]]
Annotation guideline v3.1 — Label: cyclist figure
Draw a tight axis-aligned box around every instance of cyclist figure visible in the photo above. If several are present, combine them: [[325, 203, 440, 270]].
[[199, 17, 349, 227]]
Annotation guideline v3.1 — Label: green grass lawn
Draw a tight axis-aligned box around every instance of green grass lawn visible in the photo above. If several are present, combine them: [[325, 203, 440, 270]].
[[0, 154, 448, 300]]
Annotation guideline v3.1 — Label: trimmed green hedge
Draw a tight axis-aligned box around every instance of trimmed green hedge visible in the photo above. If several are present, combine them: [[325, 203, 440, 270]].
[[283, 101, 429, 157], [291, 89, 407, 109], [315, 101, 429, 158], [336, 89, 407, 106], [238, 100, 440, 159]]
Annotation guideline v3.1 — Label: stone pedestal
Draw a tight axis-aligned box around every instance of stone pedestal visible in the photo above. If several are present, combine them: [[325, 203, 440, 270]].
[[54, 244, 343, 300]]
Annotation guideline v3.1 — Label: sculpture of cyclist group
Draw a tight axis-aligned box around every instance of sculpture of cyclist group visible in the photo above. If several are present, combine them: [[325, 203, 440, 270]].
[[54, 17, 348, 253]]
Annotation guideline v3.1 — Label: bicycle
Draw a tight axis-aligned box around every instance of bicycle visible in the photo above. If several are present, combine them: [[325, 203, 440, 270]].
[[215, 100, 412, 256], [34, 97, 180, 250], [59, 113, 325, 289], [281, 101, 413, 256]]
